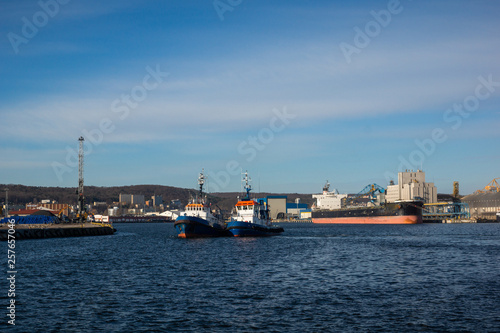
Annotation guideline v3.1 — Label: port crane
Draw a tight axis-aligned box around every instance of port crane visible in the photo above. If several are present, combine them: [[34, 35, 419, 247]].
[[473, 178, 500, 194], [76, 136, 86, 223], [344, 184, 386, 205]]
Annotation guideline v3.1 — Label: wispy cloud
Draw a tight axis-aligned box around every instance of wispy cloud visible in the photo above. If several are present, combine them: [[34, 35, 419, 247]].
[[1, 1, 498, 192]]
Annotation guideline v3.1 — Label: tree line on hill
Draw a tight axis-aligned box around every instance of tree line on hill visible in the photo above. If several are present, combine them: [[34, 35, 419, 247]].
[[0, 184, 315, 213]]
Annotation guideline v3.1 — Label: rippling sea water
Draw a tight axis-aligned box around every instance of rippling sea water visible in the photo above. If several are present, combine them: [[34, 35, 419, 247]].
[[3, 223, 500, 332]]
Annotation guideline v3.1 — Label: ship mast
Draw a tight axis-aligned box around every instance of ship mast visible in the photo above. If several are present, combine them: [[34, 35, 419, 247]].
[[323, 180, 330, 194], [242, 171, 252, 200], [198, 169, 205, 203]]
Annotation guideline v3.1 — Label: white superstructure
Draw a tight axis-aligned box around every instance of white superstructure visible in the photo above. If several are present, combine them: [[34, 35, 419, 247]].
[[178, 169, 223, 226], [312, 181, 348, 210], [180, 202, 221, 225], [230, 171, 270, 226]]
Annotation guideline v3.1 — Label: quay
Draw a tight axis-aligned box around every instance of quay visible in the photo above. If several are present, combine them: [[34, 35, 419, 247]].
[[0, 222, 115, 240]]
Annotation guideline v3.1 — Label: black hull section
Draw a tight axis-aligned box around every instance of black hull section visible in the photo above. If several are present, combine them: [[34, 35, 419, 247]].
[[174, 216, 231, 238], [312, 201, 423, 219]]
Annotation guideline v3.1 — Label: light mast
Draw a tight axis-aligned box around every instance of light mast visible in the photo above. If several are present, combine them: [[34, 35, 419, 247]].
[[77, 136, 85, 222]]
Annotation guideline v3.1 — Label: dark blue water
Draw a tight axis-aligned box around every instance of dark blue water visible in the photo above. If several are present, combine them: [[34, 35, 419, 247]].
[[3, 223, 500, 332]]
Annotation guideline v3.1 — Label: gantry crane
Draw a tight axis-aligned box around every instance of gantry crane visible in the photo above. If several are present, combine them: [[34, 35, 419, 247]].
[[344, 183, 386, 205], [474, 178, 500, 194]]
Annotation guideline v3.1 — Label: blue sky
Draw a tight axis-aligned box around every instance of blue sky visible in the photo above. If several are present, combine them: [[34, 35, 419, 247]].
[[1, 0, 499, 195]]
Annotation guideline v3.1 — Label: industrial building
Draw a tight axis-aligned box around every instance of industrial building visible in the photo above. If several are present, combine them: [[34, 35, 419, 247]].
[[261, 196, 309, 219], [462, 192, 500, 220], [265, 196, 287, 219], [286, 199, 309, 218], [25, 203, 70, 216], [386, 170, 437, 204], [462, 178, 500, 221]]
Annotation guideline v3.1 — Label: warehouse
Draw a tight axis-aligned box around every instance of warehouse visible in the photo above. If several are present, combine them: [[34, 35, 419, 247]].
[[265, 196, 287, 219], [462, 192, 500, 220]]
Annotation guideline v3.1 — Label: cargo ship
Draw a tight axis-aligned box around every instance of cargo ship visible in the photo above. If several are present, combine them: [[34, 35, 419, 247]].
[[311, 181, 423, 224], [226, 172, 284, 237], [174, 169, 231, 238]]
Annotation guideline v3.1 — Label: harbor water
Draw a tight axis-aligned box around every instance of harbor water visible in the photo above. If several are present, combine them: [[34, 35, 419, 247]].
[[3, 223, 500, 332]]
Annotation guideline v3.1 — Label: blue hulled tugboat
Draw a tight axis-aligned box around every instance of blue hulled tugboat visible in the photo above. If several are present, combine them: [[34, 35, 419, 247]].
[[227, 172, 284, 237], [174, 170, 230, 238]]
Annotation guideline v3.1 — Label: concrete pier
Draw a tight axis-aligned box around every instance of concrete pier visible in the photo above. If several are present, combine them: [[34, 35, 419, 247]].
[[0, 223, 116, 240]]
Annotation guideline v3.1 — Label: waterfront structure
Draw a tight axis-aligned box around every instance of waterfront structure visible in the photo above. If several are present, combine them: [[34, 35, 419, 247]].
[[462, 192, 500, 220], [159, 210, 181, 220], [423, 202, 470, 222], [300, 210, 312, 219], [26, 203, 70, 216], [386, 170, 437, 204], [265, 196, 287, 219], [108, 207, 119, 216], [258, 196, 309, 219], [286, 199, 309, 217]]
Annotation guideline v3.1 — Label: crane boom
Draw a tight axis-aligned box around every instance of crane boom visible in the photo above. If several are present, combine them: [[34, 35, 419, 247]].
[[474, 177, 500, 194], [484, 178, 500, 192], [345, 183, 386, 205]]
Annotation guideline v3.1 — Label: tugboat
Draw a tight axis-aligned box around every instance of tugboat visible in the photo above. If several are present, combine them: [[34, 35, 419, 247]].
[[174, 169, 230, 238], [227, 171, 284, 237]]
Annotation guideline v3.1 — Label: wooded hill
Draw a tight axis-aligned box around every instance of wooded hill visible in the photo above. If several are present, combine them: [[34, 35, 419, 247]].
[[0, 184, 315, 212]]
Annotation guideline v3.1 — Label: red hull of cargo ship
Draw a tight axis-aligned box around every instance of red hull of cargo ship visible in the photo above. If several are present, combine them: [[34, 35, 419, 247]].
[[312, 215, 422, 224]]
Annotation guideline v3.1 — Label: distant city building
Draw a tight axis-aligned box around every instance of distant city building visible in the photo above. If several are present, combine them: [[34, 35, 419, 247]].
[[386, 170, 437, 204], [132, 195, 145, 205], [170, 199, 182, 209], [151, 195, 163, 207], [119, 194, 145, 206], [119, 194, 133, 204]]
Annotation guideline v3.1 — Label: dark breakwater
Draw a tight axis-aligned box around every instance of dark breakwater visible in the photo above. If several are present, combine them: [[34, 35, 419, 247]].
[[0, 225, 115, 240]]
